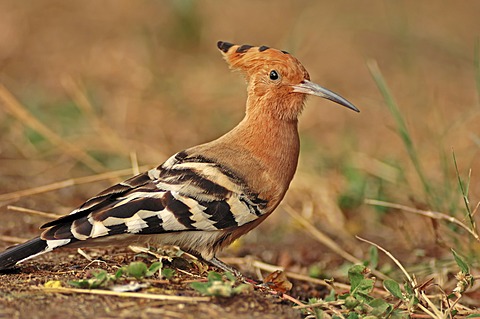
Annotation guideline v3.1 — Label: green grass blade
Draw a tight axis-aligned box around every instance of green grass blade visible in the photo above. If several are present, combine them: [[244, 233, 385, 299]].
[[452, 150, 476, 232], [367, 60, 434, 207]]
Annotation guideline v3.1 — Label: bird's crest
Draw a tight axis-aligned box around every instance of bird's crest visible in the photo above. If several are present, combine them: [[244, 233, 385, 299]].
[[217, 41, 310, 82]]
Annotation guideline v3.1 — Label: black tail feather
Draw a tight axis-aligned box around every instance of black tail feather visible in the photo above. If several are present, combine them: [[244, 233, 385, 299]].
[[0, 237, 48, 271]]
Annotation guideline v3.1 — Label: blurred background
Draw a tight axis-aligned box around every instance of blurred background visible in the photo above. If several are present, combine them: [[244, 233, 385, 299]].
[[0, 0, 479, 281]]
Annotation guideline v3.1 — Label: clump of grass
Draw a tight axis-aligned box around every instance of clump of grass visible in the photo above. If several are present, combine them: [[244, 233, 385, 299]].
[[190, 271, 251, 297], [295, 245, 477, 319], [366, 59, 480, 256], [452, 151, 477, 236], [68, 260, 170, 289], [367, 60, 436, 209]]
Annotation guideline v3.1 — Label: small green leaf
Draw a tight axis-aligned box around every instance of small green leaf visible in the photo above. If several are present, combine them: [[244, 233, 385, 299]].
[[308, 264, 322, 278], [466, 314, 480, 318], [313, 309, 324, 319], [347, 312, 360, 319], [447, 293, 456, 300], [384, 279, 403, 299], [404, 282, 413, 295], [348, 265, 366, 291], [207, 271, 223, 282], [345, 296, 359, 309], [190, 281, 209, 295], [68, 279, 91, 289], [452, 249, 470, 273], [114, 269, 123, 279], [324, 289, 336, 302], [126, 261, 148, 279], [190, 271, 247, 297], [356, 278, 374, 295], [93, 270, 107, 281], [224, 271, 236, 282], [146, 261, 162, 277], [68, 269, 110, 289], [356, 291, 374, 303], [369, 298, 390, 316], [161, 268, 175, 279]]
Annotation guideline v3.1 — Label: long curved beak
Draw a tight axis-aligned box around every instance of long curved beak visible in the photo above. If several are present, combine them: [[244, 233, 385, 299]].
[[292, 80, 359, 112]]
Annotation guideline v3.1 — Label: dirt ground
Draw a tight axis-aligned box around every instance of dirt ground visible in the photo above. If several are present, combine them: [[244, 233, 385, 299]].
[[0, 233, 332, 319]]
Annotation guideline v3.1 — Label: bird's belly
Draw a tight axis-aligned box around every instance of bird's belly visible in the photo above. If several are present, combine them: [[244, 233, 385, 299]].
[[67, 230, 225, 260]]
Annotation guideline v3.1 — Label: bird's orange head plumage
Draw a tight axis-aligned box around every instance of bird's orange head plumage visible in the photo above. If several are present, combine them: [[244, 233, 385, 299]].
[[217, 41, 359, 120], [217, 41, 311, 120]]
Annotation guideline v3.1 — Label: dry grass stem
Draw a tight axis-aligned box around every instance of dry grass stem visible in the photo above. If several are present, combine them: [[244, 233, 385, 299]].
[[293, 299, 344, 310], [419, 291, 444, 319], [365, 199, 480, 242], [472, 201, 480, 217], [283, 204, 362, 265], [40, 286, 211, 302], [0, 166, 149, 202], [0, 84, 105, 172], [7, 205, 60, 219], [62, 76, 130, 154], [130, 151, 140, 175], [76, 248, 93, 261], [281, 293, 306, 307], [175, 268, 199, 279], [83, 259, 108, 269], [0, 235, 28, 244]]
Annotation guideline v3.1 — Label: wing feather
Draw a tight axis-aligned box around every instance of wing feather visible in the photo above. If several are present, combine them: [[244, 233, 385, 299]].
[[41, 152, 268, 246]]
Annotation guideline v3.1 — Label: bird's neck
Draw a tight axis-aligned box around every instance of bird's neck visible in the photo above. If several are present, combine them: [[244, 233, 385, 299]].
[[235, 112, 300, 168], [190, 100, 301, 205], [223, 107, 300, 203]]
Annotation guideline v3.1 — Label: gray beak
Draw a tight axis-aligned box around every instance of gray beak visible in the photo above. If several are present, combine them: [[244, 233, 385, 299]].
[[292, 80, 359, 112]]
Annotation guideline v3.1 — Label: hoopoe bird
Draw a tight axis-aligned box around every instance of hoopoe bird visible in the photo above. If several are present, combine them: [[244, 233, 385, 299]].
[[0, 41, 359, 273]]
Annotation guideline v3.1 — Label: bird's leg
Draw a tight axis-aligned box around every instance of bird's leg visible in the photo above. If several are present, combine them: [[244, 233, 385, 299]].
[[208, 256, 241, 276], [207, 256, 252, 281]]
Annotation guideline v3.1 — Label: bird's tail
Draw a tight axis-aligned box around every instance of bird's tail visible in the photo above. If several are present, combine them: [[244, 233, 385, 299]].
[[0, 237, 50, 271]]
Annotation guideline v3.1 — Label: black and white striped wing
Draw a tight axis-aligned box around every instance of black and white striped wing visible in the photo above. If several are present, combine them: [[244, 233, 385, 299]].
[[40, 151, 268, 246]]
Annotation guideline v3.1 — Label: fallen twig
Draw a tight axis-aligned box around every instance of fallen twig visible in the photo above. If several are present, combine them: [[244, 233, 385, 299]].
[[0, 235, 28, 244], [40, 286, 210, 302], [7, 205, 60, 219], [284, 204, 389, 281], [0, 166, 150, 202], [365, 199, 480, 242], [284, 204, 362, 265]]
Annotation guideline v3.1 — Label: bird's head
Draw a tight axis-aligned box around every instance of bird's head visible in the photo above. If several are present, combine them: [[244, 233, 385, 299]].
[[217, 41, 359, 121]]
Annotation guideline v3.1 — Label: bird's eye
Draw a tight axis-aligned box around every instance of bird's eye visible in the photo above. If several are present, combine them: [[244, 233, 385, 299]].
[[269, 70, 279, 81]]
